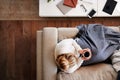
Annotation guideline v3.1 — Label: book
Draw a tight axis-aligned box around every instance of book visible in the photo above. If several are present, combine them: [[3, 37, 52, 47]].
[[63, 0, 78, 8], [82, 0, 97, 4]]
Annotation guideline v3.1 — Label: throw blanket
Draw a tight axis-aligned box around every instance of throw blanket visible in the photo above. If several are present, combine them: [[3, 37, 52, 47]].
[[74, 24, 120, 65]]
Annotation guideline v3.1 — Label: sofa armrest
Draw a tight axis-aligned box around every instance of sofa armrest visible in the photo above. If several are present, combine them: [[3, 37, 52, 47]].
[[37, 31, 43, 80], [42, 28, 58, 80]]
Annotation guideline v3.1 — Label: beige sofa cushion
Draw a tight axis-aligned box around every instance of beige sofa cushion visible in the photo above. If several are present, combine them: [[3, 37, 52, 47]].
[[57, 63, 117, 80], [42, 28, 58, 80], [58, 28, 79, 41]]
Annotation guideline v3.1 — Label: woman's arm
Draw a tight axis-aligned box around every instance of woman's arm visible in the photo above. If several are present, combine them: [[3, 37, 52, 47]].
[[77, 57, 84, 67], [72, 39, 82, 57], [72, 39, 82, 51]]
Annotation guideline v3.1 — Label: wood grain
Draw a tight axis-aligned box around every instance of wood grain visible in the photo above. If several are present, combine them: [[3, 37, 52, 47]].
[[0, 21, 7, 80]]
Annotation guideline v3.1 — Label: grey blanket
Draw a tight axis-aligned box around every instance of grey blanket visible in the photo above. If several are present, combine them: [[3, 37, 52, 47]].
[[75, 24, 120, 65]]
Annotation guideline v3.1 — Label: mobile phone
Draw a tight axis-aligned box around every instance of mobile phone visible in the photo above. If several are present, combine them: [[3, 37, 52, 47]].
[[87, 9, 96, 18]]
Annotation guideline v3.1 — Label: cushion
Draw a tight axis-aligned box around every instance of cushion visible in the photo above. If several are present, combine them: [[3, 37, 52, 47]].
[[42, 28, 58, 80], [57, 63, 117, 80], [58, 28, 78, 41]]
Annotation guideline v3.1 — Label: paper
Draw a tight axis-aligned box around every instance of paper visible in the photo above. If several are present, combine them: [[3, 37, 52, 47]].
[[115, 0, 120, 12]]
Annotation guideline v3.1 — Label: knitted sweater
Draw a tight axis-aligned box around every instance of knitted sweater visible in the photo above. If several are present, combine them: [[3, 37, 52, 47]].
[[55, 39, 83, 73]]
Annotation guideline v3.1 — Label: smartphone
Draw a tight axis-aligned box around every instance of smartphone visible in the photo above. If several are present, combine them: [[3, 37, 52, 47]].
[[87, 9, 96, 18]]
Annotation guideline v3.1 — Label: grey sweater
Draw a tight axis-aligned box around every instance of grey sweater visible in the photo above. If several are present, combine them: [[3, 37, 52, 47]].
[[74, 24, 120, 65]]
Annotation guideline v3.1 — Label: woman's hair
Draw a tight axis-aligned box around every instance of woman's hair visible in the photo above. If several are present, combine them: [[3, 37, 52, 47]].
[[56, 54, 77, 70]]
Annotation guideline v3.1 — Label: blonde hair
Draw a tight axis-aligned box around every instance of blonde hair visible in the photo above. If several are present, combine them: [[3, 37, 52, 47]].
[[56, 54, 77, 70]]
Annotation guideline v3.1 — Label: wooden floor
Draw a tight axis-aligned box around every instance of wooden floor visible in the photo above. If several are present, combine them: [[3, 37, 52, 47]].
[[0, 19, 120, 80]]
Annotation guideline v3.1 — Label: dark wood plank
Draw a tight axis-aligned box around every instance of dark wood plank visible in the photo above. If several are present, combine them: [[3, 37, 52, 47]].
[[55, 20, 62, 28], [0, 0, 39, 20], [102, 18, 120, 26], [61, 20, 71, 27], [6, 21, 16, 80], [71, 20, 81, 27], [14, 21, 32, 80], [14, 21, 24, 80], [0, 21, 7, 80], [22, 21, 32, 80], [47, 20, 56, 27], [30, 21, 40, 80]]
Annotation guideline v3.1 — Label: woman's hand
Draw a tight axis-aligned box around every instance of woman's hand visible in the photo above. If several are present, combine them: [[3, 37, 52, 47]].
[[78, 48, 92, 60], [78, 48, 90, 54]]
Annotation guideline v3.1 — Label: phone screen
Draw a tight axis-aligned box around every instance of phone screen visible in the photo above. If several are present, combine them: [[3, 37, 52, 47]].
[[88, 9, 96, 18]]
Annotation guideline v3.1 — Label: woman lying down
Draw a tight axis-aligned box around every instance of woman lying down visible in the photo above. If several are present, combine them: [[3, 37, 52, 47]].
[[54, 24, 120, 80], [55, 38, 92, 73]]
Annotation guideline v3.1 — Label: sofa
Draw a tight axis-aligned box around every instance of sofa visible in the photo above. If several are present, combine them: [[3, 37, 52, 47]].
[[37, 26, 120, 80]]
